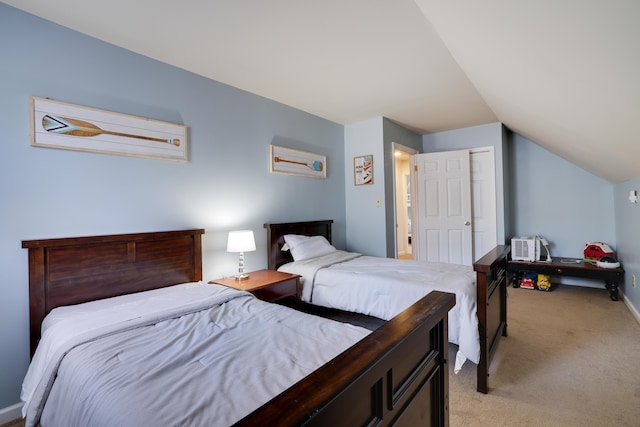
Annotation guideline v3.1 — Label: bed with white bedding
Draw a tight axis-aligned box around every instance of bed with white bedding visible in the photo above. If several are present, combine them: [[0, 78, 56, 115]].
[[22, 282, 369, 427], [265, 220, 511, 394], [278, 249, 479, 373], [22, 228, 455, 426]]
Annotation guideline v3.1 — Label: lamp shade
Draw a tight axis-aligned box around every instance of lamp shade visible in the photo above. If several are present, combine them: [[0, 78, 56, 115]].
[[227, 230, 256, 253]]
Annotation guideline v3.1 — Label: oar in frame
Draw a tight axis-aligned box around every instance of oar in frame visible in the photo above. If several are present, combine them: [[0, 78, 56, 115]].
[[42, 115, 181, 146], [274, 156, 323, 171]]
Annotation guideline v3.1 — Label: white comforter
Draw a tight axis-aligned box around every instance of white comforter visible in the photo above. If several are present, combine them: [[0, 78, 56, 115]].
[[21, 281, 369, 427], [279, 251, 479, 371]]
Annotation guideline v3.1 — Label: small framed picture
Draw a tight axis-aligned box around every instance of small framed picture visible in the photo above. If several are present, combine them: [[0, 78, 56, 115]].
[[354, 155, 374, 185], [270, 145, 326, 178]]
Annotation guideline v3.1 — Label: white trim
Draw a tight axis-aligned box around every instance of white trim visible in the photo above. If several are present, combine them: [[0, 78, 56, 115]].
[[392, 142, 418, 259], [0, 403, 22, 424], [621, 290, 640, 326]]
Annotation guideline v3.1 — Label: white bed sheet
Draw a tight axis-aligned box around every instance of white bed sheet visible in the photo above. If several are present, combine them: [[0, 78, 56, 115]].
[[279, 251, 479, 371], [22, 281, 370, 427]]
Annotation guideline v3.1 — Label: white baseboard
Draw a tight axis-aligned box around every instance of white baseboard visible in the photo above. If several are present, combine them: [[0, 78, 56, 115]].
[[0, 403, 22, 424], [621, 290, 640, 326]]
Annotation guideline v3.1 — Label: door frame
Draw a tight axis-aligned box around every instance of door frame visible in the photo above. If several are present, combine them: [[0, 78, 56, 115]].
[[392, 143, 418, 259]]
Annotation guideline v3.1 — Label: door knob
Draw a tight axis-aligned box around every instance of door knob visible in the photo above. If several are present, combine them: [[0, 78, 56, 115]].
[[464, 221, 471, 226]]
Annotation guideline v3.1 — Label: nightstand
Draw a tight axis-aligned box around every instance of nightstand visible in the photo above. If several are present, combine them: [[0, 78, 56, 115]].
[[209, 269, 301, 306]]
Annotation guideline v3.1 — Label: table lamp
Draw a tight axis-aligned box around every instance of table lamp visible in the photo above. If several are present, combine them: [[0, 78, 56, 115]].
[[227, 230, 256, 280]]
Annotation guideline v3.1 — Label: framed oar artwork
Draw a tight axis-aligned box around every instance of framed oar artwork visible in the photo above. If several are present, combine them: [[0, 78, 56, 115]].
[[31, 97, 187, 161], [270, 145, 326, 178]]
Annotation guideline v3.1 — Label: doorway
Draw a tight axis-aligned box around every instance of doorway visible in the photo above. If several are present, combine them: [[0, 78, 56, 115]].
[[393, 143, 418, 259], [411, 147, 497, 265]]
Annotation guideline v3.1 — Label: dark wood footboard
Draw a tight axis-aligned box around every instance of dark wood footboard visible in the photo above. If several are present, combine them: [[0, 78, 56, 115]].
[[236, 291, 455, 427], [473, 245, 510, 394]]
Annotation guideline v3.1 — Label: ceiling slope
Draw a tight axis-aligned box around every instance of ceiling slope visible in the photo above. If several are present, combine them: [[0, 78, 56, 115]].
[[416, 0, 640, 182], [3, 0, 639, 182]]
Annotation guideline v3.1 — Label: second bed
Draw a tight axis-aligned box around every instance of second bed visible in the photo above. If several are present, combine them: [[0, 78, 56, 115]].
[[265, 220, 510, 394]]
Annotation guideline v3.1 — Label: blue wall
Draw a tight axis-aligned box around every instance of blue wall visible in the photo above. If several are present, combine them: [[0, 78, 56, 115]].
[[343, 118, 422, 258], [0, 4, 347, 409], [509, 133, 615, 260], [614, 179, 640, 317], [344, 118, 386, 256], [510, 134, 640, 321]]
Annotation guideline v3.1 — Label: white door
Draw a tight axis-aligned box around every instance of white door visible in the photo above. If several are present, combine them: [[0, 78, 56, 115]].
[[412, 150, 473, 265], [470, 147, 497, 260]]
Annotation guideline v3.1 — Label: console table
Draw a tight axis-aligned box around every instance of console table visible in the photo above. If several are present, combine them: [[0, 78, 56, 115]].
[[508, 257, 624, 301]]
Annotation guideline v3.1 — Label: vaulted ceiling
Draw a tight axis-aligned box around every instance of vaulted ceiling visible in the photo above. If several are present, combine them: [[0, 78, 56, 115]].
[[5, 0, 639, 182]]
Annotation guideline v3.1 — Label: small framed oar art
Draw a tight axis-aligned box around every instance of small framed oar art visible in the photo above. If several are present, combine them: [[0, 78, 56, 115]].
[[31, 97, 187, 161], [270, 145, 326, 179]]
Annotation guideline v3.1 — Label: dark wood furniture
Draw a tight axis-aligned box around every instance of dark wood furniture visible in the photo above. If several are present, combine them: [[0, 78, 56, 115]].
[[508, 257, 624, 301], [23, 229, 453, 426], [210, 269, 300, 306], [237, 291, 454, 427], [473, 245, 510, 395], [265, 220, 511, 394], [22, 228, 204, 356]]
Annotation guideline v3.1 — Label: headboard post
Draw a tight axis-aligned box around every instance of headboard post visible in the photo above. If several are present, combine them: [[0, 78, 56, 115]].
[[193, 233, 203, 281], [27, 247, 46, 357]]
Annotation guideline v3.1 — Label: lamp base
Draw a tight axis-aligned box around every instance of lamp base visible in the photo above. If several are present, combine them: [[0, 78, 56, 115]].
[[234, 251, 249, 280]]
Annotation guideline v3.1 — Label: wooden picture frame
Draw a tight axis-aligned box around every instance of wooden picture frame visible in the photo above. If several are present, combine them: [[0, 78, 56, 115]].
[[354, 154, 374, 185], [31, 97, 188, 161], [270, 145, 326, 178]]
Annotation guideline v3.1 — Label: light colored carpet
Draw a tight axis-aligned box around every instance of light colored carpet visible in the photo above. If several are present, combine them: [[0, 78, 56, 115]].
[[449, 285, 640, 426]]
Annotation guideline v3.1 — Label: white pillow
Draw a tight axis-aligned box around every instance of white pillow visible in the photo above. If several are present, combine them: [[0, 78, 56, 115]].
[[283, 234, 337, 261]]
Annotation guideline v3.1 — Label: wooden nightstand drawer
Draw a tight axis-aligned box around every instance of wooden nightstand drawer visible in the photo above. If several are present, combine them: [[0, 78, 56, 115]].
[[251, 278, 298, 302], [209, 269, 300, 306]]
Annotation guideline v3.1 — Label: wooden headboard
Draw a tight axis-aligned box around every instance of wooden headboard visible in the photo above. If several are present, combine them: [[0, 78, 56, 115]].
[[264, 220, 333, 270], [22, 228, 204, 356]]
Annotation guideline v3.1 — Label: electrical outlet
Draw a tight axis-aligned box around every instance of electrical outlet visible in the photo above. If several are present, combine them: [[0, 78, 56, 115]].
[[633, 275, 637, 288]]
